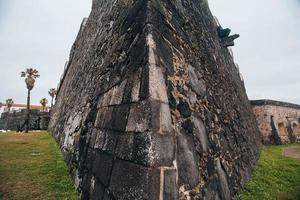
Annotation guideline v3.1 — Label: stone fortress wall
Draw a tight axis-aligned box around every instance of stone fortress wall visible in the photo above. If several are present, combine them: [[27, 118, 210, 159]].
[[251, 100, 300, 144], [0, 109, 50, 131], [48, 0, 261, 199]]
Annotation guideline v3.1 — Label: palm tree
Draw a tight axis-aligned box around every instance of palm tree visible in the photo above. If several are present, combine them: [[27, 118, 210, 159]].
[[40, 98, 48, 111], [48, 88, 57, 107], [5, 99, 14, 112], [21, 68, 40, 133]]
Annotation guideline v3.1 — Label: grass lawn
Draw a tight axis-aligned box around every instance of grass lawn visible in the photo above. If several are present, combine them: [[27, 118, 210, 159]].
[[1, 132, 300, 200], [240, 144, 300, 200], [0, 132, 78, 200]]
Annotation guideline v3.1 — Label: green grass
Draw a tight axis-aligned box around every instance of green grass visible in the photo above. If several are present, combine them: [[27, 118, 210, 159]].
[[240, 144, 300, 200], [0, 132, 78, 200], [1, 132, 299, 200]]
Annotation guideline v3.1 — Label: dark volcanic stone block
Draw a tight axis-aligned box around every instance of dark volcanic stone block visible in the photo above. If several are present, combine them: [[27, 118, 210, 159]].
[[90, 179, 105, 200], [48, 0, 261, 199], [177, 130, 200, 188], [115, 132, 175, 167], [92, 151, 113, 186], [177, 100, 192, 118], [163, 169, 178, 200], [109, 159, 160, 200], [126, 100, 173, 134]]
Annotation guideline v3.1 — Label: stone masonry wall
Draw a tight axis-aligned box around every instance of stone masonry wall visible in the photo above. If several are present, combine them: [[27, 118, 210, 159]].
[[49, 1, 261, 199], [0, 109, 50, 131], [251, 100, 300, 144]]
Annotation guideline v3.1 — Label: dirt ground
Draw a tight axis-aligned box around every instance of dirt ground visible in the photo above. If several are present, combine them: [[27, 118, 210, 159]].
[[283, 146, 300, 160]]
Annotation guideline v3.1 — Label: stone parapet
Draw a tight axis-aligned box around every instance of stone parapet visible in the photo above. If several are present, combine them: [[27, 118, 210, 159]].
[[251, 100, 300, 144], [0, 109, 50, 131]]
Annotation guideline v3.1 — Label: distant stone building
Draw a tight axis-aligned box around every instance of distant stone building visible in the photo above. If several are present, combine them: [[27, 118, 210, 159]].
[[0, 103, 48, 114], [251, 100, 300, 144], [0, 109, 50, 131]]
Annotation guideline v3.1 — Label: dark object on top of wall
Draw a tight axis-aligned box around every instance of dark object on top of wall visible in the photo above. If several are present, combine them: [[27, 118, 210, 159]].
[[217, 26, 240, 47]]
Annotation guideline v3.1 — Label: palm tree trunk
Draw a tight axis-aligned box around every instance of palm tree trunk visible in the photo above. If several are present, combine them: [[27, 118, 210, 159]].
[[51, 97, 54, 107], [25, 89, 30, 133]]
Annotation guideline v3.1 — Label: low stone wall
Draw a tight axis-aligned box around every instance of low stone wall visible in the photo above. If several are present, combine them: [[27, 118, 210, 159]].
[[251, 100, 300, 144], [0, 109, 50, 131]]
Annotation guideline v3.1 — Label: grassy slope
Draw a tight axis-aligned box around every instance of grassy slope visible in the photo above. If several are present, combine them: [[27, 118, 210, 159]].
[[240, 144, 300, 200], [0, 132, 78, 200]]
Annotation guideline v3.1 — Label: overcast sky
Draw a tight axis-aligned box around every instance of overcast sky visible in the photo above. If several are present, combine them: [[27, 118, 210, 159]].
[[0, 0, 299, 106]]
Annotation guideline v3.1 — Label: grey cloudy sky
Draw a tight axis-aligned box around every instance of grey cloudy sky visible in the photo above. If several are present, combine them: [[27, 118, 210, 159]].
[[0, 0, 299, 106]]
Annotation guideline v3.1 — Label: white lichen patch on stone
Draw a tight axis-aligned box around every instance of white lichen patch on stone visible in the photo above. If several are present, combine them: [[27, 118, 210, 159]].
[[179, 185, 193, 200], [94, 130, 106, 149], [90, 176, 95, 192], [126, 102, 151, 132], [147, 134, 160, 166], [63, 113, 82, 151], [74, 169, 81, 189]]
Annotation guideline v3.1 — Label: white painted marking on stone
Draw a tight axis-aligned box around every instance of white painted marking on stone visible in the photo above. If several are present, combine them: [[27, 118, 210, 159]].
[[159, 168, 164, 200]]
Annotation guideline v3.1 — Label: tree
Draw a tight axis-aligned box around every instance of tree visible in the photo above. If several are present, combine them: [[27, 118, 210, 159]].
[[40, 98, 48, 111], [21, 68, 40, 133], [48, 88, 57, 107], [5, 99, 14, 112]]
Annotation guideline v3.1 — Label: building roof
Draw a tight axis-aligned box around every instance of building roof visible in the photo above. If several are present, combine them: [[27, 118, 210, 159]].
[[250, 99, 300, 109], [0, 103, 47, 110]]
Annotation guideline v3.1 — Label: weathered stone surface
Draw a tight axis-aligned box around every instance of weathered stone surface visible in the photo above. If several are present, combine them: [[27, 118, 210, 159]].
[[109, 159, 160, 200], [251, 99, 300, 144], [115, 132, 175, 167], [163, 169, 178, 200], [92, 151, 113, 186], [0, 109, 50, 131], [49, 0, 261, 199], [176, 130, 200, 188]]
